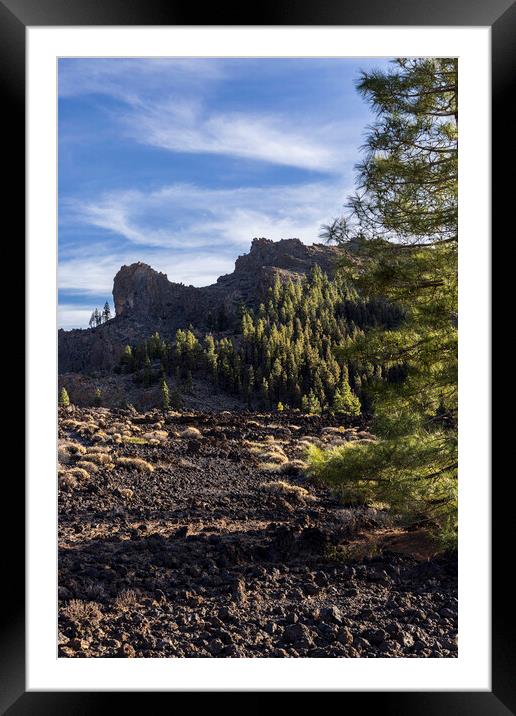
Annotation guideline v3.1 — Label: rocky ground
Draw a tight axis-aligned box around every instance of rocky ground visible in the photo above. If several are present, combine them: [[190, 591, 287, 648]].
[[58, 407, 458, 658]]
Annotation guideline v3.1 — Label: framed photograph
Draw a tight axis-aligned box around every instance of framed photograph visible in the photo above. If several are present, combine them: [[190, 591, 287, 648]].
[[3, 0, 508, 708]]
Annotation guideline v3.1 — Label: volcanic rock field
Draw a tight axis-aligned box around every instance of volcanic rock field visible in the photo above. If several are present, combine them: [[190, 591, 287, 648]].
[[58, 407, 458, 658]]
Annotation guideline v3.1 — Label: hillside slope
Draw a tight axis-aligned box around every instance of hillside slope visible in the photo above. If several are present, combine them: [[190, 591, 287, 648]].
[[59, 238, 341, 373]]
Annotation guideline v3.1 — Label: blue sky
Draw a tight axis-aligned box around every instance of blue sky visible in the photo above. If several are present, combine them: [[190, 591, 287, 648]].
[[58, 57, 392, 329]]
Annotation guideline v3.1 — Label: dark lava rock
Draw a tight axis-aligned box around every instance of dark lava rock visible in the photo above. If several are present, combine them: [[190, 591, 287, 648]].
[[320, 606, 343, 624], [283, 623, 315, 646]]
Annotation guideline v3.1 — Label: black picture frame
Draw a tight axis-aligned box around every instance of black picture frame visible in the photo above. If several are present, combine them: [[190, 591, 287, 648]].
[[3, 0, 508, 710]]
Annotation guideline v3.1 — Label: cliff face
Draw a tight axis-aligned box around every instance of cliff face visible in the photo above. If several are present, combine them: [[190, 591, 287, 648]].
[[112, 239, 340, 320], [59, 238, 340, 373], [233, 237, 338, 277]]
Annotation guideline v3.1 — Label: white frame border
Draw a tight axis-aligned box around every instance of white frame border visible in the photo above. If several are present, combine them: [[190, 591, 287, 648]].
[[27, 26, 490, 691]]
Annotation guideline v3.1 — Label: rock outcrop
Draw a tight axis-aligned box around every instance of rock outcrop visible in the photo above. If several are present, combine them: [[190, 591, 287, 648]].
[[59, 238, 341, 373]]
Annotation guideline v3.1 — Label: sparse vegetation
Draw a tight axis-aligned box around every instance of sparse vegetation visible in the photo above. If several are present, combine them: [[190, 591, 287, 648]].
[[261, 480, 314, 502], [76, 460, 99, 473], [117, 487, 134, 500], [160, 378, 170, 411], [59, 387, 70, 407], [117, 457, 154, 473], [83, 452, 113, 466], [62, 599, 103, 624], [179, 427, 202, 439], [114, 589, 138, 611]]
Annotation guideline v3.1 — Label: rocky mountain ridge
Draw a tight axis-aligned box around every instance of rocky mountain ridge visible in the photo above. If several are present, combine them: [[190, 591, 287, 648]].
[[59, 238, 341, 373]]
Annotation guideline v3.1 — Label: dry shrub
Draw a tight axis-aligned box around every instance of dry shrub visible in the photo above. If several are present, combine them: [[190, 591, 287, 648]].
[[261, 480, 314, 502], [114, 589, 138, 611], [248, 441, 285, 455], [258, 462, 284, 473], [117, 457, 154, 473], [278, 459, 308, 475], [86, 445, 112, 454], [321, 426, 346, 435], [77, 423, 98, 437], [61, 419, 83, 429], [117, 487, 134, 500], [92, 431, 109, 443], [58, 441, 87, 464], [66, 467, 90, 481], [107, 422, 127, 434], [247, 420, 263, 429], [62, 599, 102, 623], [180, 427, 202, 439], [84, 452, 112, 466], [297, 438, 320, 451], [245, 441, 265, 453], [76, 460, 99, 474], [142, 430, 168, 442], [257, 450, 288, 465]]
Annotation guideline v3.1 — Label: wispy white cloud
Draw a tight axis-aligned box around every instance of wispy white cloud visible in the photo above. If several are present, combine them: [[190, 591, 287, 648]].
[[125, 100, 350, 171], [62, 180, 349, 253], [59, 59, 360, 171]]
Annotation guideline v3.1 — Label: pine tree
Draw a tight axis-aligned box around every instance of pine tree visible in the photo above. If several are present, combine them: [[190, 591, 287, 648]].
[[59, 387, 70, 407], [302, 390, 322, 415], [170, 387, 182, 410], [93, 388, 102, 407], [120, 345, 134, 373], [148, 332, 162, 359], [160, 379, 170, 411], [315, 58, 458, 543], [102, 301, 111, 323], [331, 380, 361, 417]]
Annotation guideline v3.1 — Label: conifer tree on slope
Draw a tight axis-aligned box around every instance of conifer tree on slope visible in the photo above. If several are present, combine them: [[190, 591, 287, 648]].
[[102, 301, 112, 323], [313, 59, 458, 543], [59, 387, 70, 407]]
